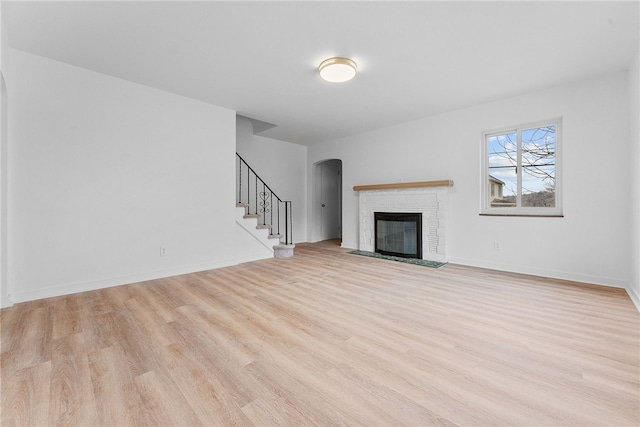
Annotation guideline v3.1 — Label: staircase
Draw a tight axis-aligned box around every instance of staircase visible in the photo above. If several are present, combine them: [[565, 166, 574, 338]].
[[236, 153, 294, 258]]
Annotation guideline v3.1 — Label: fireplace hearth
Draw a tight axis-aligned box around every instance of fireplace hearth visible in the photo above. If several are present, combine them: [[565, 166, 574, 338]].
[[375, 212, 423, 259]]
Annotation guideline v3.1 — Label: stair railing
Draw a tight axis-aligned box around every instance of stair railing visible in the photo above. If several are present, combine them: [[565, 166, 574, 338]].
[[236, 153, 293, 245]]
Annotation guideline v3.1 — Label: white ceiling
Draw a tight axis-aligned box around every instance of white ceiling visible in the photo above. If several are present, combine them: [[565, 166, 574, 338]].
[[3, 1, 639, 145]]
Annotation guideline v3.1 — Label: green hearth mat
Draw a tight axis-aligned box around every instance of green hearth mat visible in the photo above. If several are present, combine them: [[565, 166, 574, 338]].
[[348, 250, 446, 268]]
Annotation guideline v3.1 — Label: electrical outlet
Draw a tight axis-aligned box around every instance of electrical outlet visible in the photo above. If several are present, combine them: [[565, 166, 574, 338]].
[[160, 246, 167, 256], [493, 241, 502, 250]]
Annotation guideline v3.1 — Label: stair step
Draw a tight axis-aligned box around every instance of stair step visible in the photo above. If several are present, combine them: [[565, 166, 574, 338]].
[[256, 224, 272, 230], [243, 214, 259, 219], [236, 203, 249, 208], [273, 244, 295, 258], [268, 234, 281, 239]]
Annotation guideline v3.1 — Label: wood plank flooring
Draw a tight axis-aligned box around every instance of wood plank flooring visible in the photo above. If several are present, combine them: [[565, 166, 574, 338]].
[[2, 240, 639, 426]]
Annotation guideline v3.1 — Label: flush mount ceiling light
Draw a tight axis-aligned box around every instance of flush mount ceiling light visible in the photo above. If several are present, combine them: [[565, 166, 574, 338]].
[[318, 57, 357, 83]]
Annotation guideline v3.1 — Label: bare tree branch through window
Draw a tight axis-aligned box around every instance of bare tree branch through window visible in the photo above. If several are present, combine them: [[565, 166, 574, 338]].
[[484, 121, 560, 213]]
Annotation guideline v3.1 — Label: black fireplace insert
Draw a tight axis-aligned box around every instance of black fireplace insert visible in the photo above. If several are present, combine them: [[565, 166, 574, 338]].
[[374, 212, 422, 259]]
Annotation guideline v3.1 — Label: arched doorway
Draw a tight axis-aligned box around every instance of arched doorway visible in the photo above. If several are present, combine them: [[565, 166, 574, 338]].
[[313, 159, 342, 242]]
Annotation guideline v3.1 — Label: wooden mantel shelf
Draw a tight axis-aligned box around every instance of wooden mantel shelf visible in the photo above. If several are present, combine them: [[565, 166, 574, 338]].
[[353, 180, 453, 192]]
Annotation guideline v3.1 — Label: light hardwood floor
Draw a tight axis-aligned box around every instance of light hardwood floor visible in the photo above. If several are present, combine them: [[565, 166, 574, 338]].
[[2, 240, 639, 426]]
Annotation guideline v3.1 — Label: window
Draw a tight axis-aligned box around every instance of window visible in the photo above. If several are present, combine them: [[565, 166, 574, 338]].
[[481, 118, 562, 216]]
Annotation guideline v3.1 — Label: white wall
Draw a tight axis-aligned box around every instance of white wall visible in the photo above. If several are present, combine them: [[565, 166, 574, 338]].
[[4, 47, 241, 304], [309, 71, 631, 289], [236, 116, 307, 243], [629, 52, 640, 309], [0, 77, 7, 308], [0, 10, 8, 308]]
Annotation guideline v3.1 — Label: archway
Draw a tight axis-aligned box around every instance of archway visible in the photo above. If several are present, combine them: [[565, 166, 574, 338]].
[[313, 159, 342, 242]]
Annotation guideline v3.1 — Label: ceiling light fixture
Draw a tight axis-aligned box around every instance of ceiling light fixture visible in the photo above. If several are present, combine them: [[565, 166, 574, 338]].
[[318, 57, 357, 83]]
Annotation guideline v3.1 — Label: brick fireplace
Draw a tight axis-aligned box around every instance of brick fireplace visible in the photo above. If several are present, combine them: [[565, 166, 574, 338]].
[[354, 180, 453, 263]]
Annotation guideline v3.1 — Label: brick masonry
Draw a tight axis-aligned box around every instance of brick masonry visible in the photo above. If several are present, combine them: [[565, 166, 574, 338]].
[[359, 187, 449, 263]]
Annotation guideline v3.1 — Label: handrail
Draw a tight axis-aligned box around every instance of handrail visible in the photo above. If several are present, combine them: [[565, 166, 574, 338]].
[[236, 153, 293, 245]]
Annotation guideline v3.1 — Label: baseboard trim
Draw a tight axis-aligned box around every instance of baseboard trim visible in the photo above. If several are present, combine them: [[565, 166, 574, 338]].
[[1, 295, 12, 308], [9, 252, 638, 312], [8, 257, 245, 305], [448, 257, 629, 289], [626, 286, 640, 312], [340, 241, 358, 250], [234, 252, 272, 264]]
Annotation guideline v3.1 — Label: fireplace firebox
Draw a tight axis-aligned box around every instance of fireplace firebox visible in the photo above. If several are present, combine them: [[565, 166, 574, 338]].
[[374, 212, 422, 259]]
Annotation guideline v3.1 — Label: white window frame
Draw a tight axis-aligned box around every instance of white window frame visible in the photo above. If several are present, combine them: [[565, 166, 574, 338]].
[[481, 118, 562, 217]]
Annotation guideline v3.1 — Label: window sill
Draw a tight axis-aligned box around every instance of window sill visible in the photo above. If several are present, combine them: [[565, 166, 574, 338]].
[[479, 213, 564, 218]]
